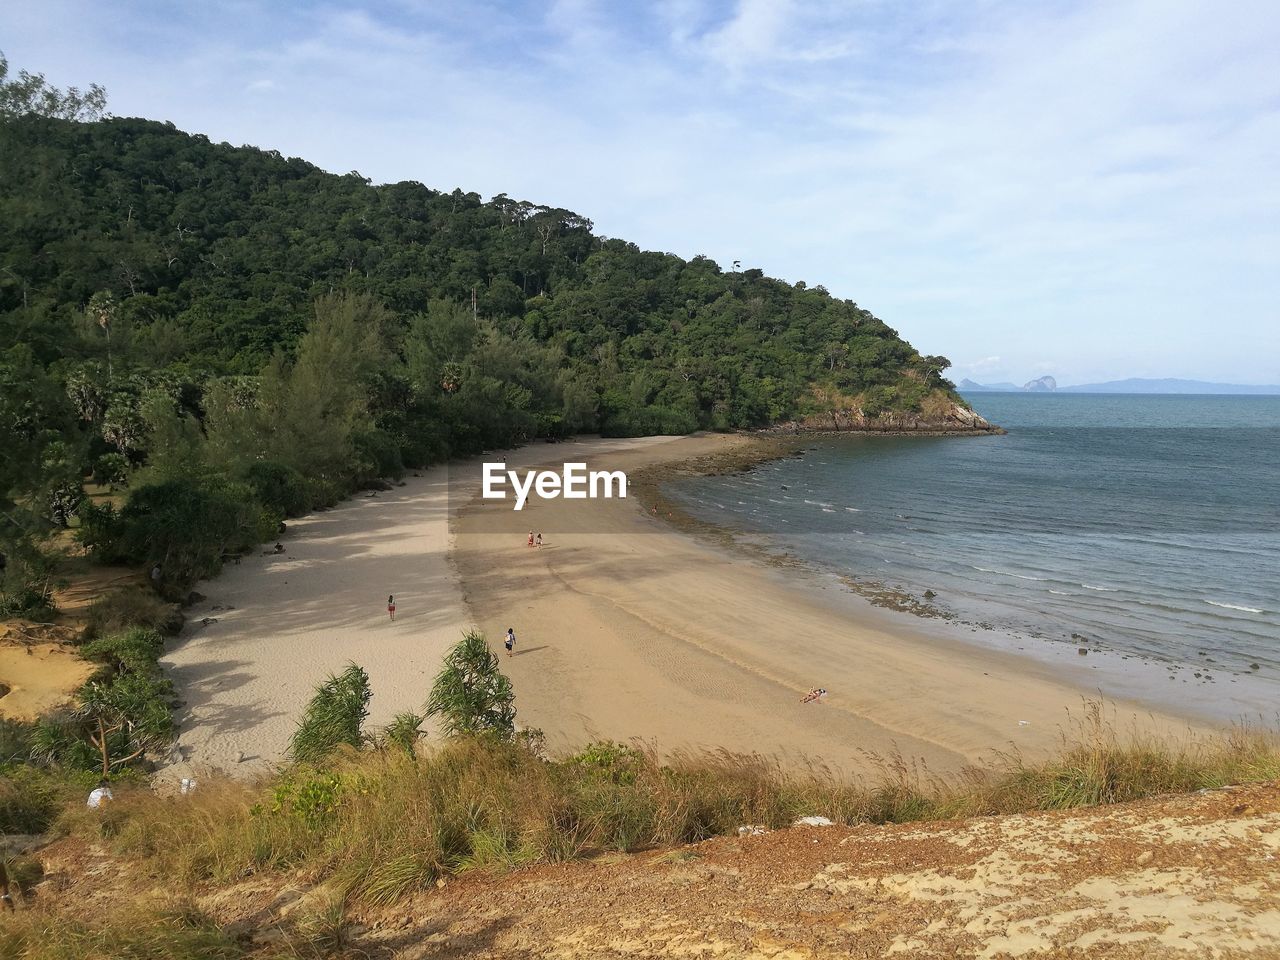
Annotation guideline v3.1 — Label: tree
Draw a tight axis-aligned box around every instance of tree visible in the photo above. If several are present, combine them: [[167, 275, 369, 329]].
[[85, 292, 118, 377], [66, 628, 175, 776], [289, 663, 372, 764], [426, 631, 516, 739], [0, 52, 107, 121], [0, 346, 82, 614], [74, 670, 173, 776]]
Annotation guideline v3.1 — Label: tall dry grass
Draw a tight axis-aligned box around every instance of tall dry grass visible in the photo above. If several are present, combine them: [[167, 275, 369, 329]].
[[0, 902, 245, 960], [59, 704, 1280, 910]]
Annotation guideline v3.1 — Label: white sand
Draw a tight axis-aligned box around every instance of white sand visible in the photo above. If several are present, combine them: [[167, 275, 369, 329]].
[[160, 464, 469, 780], [160, 437, 675, 779]]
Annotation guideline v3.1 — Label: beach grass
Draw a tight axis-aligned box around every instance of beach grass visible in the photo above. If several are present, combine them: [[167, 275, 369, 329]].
[[51, 702, 1280, 910], [0, 902, 246, 960]]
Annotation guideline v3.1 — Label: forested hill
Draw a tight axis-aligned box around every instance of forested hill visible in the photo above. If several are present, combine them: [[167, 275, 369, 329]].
[[0, 106, 973, 599], [2, 115, 962, 433]]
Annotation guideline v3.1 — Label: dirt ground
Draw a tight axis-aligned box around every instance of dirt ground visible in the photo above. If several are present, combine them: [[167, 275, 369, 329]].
[[27, 780, 1280, 958], [0, 568, 137, 721]]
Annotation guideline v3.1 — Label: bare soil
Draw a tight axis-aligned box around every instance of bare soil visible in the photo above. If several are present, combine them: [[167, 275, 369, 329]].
[[28, 780, 1280, 958]]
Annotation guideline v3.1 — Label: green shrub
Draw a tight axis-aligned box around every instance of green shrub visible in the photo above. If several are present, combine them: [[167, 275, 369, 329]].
[[425, 631, 515, 739], [381, 711, 425, 756], [91, 451, 130, 489], [303, 475, 345, 510], [288, 664, 372, 764], [84, 588, 182, 640], [30, 628, 175, 775], [243, 460, 310, 518], [0, 720, 34, 767], [0, 767, 60, 833], [79, 479, 259, 588], [268, 771, 345, 829], [80, 627, 167, 674], [353, 428, 404, 482], [0, 583, 54, 619]]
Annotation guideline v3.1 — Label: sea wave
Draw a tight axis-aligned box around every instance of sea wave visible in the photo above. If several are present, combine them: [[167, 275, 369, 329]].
[[1205, 600, 1264, 614], [973, 566, 1050, 582], [1081, 583, 1117, 592]]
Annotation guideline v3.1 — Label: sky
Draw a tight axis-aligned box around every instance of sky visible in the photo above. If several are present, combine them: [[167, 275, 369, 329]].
[[3, 0, 1278, 386]]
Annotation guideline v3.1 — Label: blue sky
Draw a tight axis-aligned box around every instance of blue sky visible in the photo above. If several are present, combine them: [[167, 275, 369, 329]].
[[4, 0, 1278, 385]]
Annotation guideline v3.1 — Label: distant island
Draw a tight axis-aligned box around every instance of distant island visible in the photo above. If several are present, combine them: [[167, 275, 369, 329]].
[[960, 377, 1280, 395]]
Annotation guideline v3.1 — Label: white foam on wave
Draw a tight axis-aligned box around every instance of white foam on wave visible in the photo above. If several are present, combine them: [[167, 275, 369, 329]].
[[1205, 600, 1264, 614], [821, 508, 836, 513], [804, 499, 836, 508], [1048, 589, 1071, 596], [1081, 583, 1116, 592], [974, 566, 1049, 582], [844, 506, 862, 513]]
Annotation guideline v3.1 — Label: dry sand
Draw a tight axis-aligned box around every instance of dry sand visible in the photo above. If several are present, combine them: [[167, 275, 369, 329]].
[[164, 433, 1210, 779], [161, 464, 469, 780], [0, 640, 95, 721], [0, 571, 137, 722]]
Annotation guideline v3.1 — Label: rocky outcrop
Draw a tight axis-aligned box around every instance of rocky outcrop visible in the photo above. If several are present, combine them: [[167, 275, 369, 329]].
[[768, 401, 1003, 435]]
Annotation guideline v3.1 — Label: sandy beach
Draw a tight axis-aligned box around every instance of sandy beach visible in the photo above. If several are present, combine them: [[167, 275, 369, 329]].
[[163, 433, 1211, 779], [454, 433, 1212, 773], [161, 464, 469, 780]]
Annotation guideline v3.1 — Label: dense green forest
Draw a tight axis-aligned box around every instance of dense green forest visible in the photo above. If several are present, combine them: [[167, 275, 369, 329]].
[[0, 56, 960, 605]]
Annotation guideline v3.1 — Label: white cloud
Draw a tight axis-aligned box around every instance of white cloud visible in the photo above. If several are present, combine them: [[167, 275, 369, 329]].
[[2, 0, 1277, 383]]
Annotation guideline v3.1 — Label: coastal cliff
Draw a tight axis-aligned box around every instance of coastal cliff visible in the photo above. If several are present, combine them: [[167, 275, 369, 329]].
[[770, 399, 1003, 435]]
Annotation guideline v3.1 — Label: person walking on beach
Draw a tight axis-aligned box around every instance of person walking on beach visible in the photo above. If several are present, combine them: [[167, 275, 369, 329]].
[[505, 627, 516, 656], [535, 532, 543, 547], [387, 595, 396, 621], [527, 531, 535, 547]]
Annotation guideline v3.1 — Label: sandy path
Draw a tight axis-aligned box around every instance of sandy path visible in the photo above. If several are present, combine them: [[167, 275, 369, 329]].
[[161, 465, 469, 779], [455, 434, 1209, 773]]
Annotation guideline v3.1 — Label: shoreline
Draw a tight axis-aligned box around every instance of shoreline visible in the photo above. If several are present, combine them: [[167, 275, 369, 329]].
[[453, 433, 1215, 774], [651, 434, 1277, 728], [155, 430, 1227, 781]]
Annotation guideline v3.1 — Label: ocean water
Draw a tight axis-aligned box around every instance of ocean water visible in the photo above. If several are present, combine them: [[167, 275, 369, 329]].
[[669, 394, 1280, 702]]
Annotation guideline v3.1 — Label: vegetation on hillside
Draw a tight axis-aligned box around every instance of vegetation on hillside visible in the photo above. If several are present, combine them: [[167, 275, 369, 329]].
[[0, 52, 962, 609], [25, 699, 1280, 919]]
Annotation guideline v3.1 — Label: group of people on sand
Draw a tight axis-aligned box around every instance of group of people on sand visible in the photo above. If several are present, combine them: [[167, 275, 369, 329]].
[[526, 531, 543, 547]]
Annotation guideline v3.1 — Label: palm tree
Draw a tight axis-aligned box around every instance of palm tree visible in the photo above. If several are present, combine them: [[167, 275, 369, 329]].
[[288, 663, 372, 763], [426, 631, 516, 738]]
